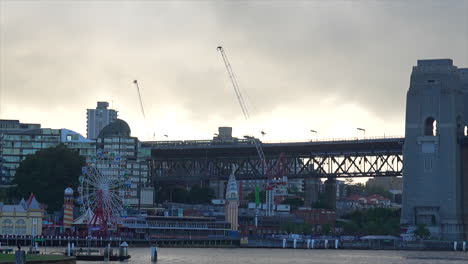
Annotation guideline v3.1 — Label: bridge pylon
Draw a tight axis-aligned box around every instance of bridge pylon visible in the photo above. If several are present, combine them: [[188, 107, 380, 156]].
[[401, 59, 468, 240]]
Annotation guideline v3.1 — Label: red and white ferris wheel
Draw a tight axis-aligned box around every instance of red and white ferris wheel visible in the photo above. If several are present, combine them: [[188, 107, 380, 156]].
[[78, 149, 131, 233]]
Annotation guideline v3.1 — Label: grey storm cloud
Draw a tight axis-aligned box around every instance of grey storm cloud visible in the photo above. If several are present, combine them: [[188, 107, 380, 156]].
[[0, 1, 467, 137]]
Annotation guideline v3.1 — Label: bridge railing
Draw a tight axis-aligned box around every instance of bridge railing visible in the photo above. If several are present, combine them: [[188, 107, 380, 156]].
[[142, 136, 404, 148], [263, 135, 404, 144]]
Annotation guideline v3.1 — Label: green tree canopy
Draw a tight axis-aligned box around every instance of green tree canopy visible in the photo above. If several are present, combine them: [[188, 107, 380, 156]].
[[281, 222, 312, 234], [246, 190, 266, 204], [321, 224, 332, 235], [281, 197, 304, 208], [312, 192, 333, 209], [13, 144, 85, 211], [155, 184, 215, 204], [414, 224, 431, 239], [189, 184, 215, 204], [341, 208, 401, 236], [347, 183, 393, 199]]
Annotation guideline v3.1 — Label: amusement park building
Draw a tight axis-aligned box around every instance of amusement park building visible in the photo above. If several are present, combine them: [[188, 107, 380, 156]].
[[120, 216, 232, 239], [0, 194, 44, 236]]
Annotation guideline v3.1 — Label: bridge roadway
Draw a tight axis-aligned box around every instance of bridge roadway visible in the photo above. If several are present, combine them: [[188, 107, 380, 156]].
[[143, 137, 404, 182]]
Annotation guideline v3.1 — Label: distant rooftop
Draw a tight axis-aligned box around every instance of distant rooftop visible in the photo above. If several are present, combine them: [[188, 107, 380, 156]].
[[417, 59, 453, 66], [0, 193, 44, 212], [96, 101, 110, 109], [98, 119, 131, 138], [0, 119, 41, 131]]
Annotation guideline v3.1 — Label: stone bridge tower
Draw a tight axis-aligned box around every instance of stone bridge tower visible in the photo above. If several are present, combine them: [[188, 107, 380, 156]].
[[401, 59, 467, 240]]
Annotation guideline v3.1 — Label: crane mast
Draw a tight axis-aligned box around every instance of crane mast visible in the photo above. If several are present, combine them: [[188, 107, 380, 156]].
[[217, 46, 277, 216], [133, 80, 146, 119], [217, 46, 250, 120], [133, 79, 146, 210]]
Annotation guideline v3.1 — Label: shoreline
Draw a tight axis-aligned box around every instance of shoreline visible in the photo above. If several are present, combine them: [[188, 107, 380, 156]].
[[0, 237, 466, 251]]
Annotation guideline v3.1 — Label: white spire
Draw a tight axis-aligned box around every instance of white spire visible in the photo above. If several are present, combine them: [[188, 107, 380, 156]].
[[226, 166, 239, 200]]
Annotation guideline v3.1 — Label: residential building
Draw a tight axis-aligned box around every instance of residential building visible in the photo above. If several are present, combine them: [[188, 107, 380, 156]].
[[336, 180, 347, 199], [336, 194, 392, 216], [366, 194, 392, 207], [60, 129, 95, 160], [86, 101, 118, 139], [292, 208, 336, 227], [96, 119, 153, 208], [0, 120, 96, 185], [366, 177, 403, 192], [0, 120, 61, 184]]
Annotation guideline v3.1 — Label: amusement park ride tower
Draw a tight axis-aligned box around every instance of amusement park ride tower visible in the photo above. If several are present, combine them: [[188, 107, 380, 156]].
[[225, 168, 239, 231], [63, 187, 74, 230]]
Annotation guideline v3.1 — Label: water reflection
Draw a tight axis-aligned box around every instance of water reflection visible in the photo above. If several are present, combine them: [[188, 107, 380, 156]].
[[75, 248, 468, 264]]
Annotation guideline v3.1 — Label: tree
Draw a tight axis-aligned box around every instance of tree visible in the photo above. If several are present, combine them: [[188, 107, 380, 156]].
[[312, 192, 332, 209], [281, 222, 312, 234], [155, 184, 215, 204], [346, 183, 365, 196], [246, 190, 266, 204], [341, 208, 401, 236], [13, 144, 85, 211], [189, 184, 215, 204], [414, 224, 431, 239], [343, 221, 359, 235], [346, 183, 393, 199], [345, 177, 354, 185], [172, 187, 190, 203], [0, 187, 19, 204], [321, 224, 332, 235]]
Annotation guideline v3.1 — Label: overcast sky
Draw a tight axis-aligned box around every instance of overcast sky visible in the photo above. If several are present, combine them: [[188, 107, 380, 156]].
[[0, 1, 467, 141]]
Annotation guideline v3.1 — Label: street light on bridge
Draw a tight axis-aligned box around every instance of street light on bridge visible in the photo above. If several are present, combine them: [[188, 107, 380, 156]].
[[357, 128, 366, 138], [310, 130, 318, 141]]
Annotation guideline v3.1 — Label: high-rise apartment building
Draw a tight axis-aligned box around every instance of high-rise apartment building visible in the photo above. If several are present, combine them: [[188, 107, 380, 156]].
[[96, 119, 153, 208], [0, 120, 96, 185], [0, 120, 61, 185], [86, 102, 118, 140]]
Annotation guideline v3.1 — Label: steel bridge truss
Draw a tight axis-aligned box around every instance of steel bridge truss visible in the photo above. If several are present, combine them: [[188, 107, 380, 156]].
[[150, 151, 403, 182]]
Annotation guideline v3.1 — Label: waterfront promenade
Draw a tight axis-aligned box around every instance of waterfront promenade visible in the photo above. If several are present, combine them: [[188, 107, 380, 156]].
[[0, 235, 466, 251]]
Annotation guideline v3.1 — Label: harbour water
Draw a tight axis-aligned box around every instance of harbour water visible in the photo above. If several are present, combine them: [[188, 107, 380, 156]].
[[75, 248, 468, 264]]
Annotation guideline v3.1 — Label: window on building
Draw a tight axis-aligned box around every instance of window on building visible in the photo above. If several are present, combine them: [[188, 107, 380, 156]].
[[424, 117, 437, 136], [2, 219, 13, 234], [15, 219, 26, 235]]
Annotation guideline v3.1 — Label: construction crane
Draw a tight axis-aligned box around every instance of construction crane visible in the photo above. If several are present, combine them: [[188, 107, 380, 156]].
[[217, 46, 250, 120], [133, 80, 146, 119], [217, 46, 284, 216], [133, 79, 146, 211]]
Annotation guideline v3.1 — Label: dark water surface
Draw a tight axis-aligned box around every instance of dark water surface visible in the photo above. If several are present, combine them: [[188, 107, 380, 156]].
[[74, 248, 468, 264]]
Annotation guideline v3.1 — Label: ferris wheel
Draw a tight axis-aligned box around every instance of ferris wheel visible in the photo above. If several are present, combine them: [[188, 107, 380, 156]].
[[78, 149, 131, 231]]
